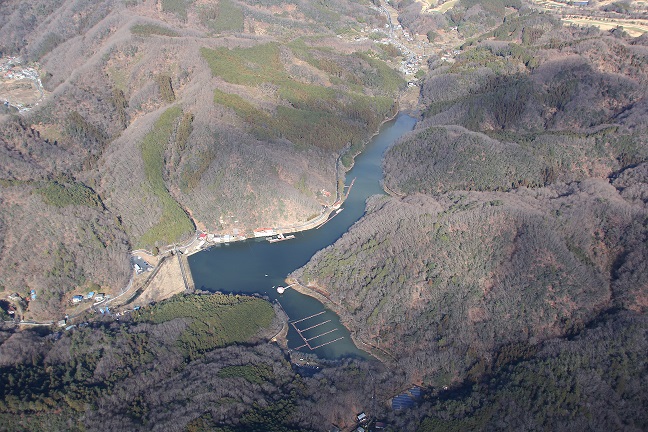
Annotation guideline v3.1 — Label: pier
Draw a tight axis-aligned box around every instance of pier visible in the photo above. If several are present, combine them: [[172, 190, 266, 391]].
[[300, 319, 331, 332], [291, 311, 325, 324], [290, 311, 345, 352]]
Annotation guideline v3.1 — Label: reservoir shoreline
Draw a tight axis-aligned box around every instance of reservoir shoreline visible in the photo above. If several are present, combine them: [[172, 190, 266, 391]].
[[187, 113, 417, 359], [182, 106, 403, 257], [285, 277, 398, 363]]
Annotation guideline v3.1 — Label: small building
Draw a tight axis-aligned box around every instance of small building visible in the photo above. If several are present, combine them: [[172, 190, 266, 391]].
[[86, 292, 95, 299], [391, 386, 423, 411], [94, 293, 105, 302], [254, 227, 275, 238], [57, 319, 66, 327], [72, 295, 84, 304], [357, 412, 367, 423], [375, 422, 387, 429], [30, 289, 37, 300]]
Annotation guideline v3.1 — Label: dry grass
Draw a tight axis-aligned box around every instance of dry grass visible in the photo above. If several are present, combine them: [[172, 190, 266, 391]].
[[562, 16, 648, 37], [0, 79, 41, 105], [435, 0, 460, 13], [528, 0, 648, 36], [417, 0, 460, 14], [132, 256, 186, 306]]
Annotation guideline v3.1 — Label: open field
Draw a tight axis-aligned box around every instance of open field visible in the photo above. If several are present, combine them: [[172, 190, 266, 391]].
[[529, 0, 648, 36], [562, 16, 648, 36], [0, 79, 40, 105], [417, 0, 460, 14], [434, 0, 459, 13], [128, 256, 186, 306]]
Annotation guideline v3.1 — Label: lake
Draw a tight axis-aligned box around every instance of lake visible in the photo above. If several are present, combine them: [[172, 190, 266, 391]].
[[188, 113, 417, 359]]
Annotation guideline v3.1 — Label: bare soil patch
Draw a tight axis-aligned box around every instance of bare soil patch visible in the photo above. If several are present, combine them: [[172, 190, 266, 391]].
[[132, 257, 186, 306]]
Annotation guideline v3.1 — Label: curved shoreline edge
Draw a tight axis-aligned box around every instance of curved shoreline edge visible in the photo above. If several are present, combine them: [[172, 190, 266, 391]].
[[285, 277, 398, 363], [182, 105, 405, 257], [180, 107, 413, 362]]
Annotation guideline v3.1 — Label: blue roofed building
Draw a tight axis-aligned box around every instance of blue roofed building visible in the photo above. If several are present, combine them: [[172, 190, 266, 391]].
[[391, 386, 423, 411]]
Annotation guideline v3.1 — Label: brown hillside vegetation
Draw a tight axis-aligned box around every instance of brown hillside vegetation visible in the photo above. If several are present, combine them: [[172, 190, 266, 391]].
[[293, 174, 648, 384], [0, 182, 131, 318], [0, 0, 404, 317], [0, 0, 647, 430], [289, 2, 648, 428], [0, 294, 406, 431], [384, 12, 648, 195]]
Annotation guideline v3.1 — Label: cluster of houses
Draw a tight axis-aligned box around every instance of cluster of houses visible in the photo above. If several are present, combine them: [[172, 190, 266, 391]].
[[400, 53, 423, 75], [439, 48, 461, 63], [328, 386, 423, 431], [71, 291, 106, 304], [189, 230, 247, 253], [1, 66, 39, 81]]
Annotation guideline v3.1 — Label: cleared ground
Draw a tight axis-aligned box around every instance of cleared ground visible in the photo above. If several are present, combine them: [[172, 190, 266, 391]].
[[416, 0, 460, 14], [562, 16, 648, 37], [129, 256, 186, 306], [529, 0, 648, 36], [0, 80, 40, 104]]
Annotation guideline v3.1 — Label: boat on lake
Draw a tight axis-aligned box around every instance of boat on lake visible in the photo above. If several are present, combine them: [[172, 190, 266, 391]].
[[268, 233, 296, 243]]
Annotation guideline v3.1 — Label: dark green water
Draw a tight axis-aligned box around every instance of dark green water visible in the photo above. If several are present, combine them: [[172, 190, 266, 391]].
[[188, 113, 416, 359]]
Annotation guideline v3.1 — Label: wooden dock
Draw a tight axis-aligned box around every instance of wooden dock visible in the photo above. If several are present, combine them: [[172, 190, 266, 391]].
[[300, 319, 331, 332], [291, 311, 325, 324], [290, 311, 345, 352]]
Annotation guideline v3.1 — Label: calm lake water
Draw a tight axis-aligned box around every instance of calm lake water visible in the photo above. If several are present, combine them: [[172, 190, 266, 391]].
[[188, 113, 416, 359]]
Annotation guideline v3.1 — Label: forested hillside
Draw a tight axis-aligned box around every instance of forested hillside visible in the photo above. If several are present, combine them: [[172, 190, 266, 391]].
[[290, 0, 648, 429], [385, 10, 648, 195], [0, 293, 404, 432], [415, 311, 648, 431], [1, 0, 647, 430], [294, 176, 648, 380], [0, 0, 404, 318]]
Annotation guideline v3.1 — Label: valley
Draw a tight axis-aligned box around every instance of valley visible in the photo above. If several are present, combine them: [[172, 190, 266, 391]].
[[0, 0, 647, 431]]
